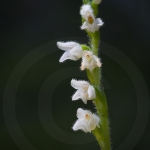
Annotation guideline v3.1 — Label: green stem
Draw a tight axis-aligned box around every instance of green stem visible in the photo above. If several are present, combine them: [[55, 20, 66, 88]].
[[93, 87, 111, 150], [80, 2, 111, 150], [91, 31, 100, 55], [86, 13, 111, 150], [87, 68, 111, 150]]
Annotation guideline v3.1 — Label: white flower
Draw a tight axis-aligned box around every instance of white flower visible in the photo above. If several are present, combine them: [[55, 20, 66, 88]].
[[93, 0, 102, 4], [57, 41, 83, 62], [81, 50, 102, 71], [72, 108, 100, 133], [71, 79, 96, 104], [80, 4, 93, 21], [80, 4, 104, 33]]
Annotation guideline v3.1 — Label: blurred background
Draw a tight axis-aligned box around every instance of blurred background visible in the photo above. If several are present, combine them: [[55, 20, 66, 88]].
[[0, 0, 150, 150]]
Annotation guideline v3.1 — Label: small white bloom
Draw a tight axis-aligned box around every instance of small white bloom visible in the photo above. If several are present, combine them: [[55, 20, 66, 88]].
[[72, 108, 100, 133], [80, 4, 94, 21], [93, 0, 102, 4], [71, 79, 96, 104], [57, 41, 83, 62], [81, 50, 102, 71], [80, 4, 104, 33]]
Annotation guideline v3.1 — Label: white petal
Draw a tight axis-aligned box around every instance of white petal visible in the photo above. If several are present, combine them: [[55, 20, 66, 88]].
[[72, 120, 79, 131], [77, 108, 86, 118], [94, 56, 102, 67], [95, 18, 104, 27], [72, 90, 81, 101], [88, 23, 97, 33], [59, 51, 70, 62], [73, 89, 88, 104], [80, 4, 93, 20], [83, 120, 92, 132], [93, 0, 102, 4], [59, 51, 77, 62], [71, 79, 89, 89], [84, 109, 93, 116], [80, 61, 86, 71], [88, 116, 97, 130], [80, 93, 88, 104], [88, 85, 96, 99], [81, 18, 103, 33], [72, 119, 89, 132], [77, 109, 93, 120], [93, 114, 100, 128], [70, 45, 83, 60], [57, 41, 79, 51], [81, 21, 88, 30], [81, 21, 97, 33]]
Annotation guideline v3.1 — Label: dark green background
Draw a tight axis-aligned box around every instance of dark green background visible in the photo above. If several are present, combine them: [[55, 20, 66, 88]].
[[1, 0, 150, 150]]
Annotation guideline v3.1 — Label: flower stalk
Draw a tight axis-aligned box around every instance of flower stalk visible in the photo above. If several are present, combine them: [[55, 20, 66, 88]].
[[56, 0, 111, 149], [81, 1, 111, 150], [85, 31, 111, 150]]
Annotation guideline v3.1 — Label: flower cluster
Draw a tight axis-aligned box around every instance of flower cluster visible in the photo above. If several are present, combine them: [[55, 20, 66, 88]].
[[56, 2, 103, 133], [57, 41, 101, 72]]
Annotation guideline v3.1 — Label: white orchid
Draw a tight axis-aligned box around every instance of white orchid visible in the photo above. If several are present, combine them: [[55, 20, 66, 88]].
[[72, 108, 100, 133], [57, 41, 83, 62], [81, 50, 101, 71], [80, 4, 104, 33], [71, 79, 96, 104], [93, 0, 102, 4]]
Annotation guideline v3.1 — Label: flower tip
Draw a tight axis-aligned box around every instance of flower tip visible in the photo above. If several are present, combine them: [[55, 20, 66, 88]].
[[83, 101, 87, 104], [70, 79, 75, 85], [59, 58, 63, 63], [77, 108, 83, 112], [72, 126, 76, 131], [56, 41, 61, 47], [72, 96, 78, 101]]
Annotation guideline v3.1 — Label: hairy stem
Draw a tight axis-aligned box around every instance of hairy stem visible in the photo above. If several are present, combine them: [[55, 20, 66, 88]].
[[87, 68, 111, 150], [86, 13, 111, 150], [81, 2, 111, 150], [93, 87, 111, 150]]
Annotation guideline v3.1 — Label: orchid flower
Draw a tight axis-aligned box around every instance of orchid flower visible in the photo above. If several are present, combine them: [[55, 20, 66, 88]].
[[72, 108, 100, 133], [81, 50, 102, 71], [80, 4, 104, 33], [71, 79, 96, 104], [57, 41, 83, 62]]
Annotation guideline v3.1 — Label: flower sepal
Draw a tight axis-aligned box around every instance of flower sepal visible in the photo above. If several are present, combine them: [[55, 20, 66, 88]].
[[81, 44, 91, 51]]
